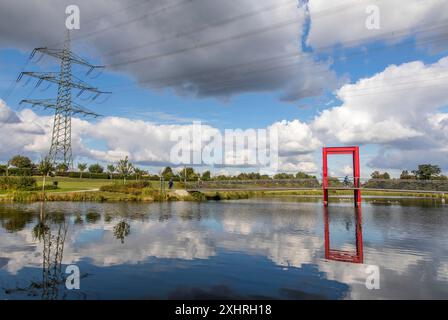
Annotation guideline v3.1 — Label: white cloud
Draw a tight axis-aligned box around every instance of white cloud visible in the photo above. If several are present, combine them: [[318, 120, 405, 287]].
[[0, 0, 339, 101], [311, 57, 448, 169], [0, 99, 320, 173], [3, 55, 448, 172], [270, 119, 321, 156], [307, 0, 448, 51]]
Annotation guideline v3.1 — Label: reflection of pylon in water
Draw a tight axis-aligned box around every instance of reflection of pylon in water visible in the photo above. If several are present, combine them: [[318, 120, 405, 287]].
[[39, 203, 68, 300]]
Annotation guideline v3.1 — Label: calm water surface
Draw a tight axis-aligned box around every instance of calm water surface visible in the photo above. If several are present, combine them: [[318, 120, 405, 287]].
[[0, 198, 447, 299]]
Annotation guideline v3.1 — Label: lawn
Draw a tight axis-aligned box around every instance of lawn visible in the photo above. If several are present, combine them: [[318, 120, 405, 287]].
[[35, 176, 115, 192], [34, 177, 178, 193]]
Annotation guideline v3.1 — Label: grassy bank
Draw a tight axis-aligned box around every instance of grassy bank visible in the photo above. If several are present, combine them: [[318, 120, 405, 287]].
[[34, 176, 117, 192], [0, 177, 447, 203], [255, 189, 447, 198]]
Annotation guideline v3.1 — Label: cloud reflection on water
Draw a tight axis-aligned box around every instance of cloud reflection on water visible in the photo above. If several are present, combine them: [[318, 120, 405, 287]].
[[0, 200, 447, 299]]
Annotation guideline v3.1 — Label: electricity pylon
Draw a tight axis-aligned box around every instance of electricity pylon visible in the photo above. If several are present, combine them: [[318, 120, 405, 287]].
[[18, 31, 110, 169]]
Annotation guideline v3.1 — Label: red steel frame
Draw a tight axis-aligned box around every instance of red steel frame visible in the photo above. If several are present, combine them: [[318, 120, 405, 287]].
[[322, 146, 361, 207], [323, 206, 364, 264]]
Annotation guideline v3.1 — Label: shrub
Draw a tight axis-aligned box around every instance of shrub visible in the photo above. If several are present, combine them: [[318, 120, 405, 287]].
[[67, 172, 110, 179], [100, 181, 151, 194], [0, 176, 37, 191], [89, 163, 104, 174]]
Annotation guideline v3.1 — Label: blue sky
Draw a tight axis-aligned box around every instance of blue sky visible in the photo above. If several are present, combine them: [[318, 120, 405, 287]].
[[1, 0, 448, 177]]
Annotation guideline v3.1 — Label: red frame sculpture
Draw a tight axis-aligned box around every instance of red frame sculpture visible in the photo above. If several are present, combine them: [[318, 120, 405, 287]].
[[322, 146, 361, 207], [323, 206, 364, 264]]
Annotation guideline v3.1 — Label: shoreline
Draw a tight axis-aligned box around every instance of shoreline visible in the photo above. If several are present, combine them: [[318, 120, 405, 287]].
[[0, 188, 446, 203]]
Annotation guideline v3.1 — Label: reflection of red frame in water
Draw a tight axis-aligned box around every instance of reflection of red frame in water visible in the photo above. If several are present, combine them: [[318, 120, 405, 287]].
[[322, 146, 361, 207], [323, 206, 364, 264]]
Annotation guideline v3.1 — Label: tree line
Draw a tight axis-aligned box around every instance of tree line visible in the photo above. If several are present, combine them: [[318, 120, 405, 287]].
[[0, 154, 446, 183], [370, 164, 446, 181]]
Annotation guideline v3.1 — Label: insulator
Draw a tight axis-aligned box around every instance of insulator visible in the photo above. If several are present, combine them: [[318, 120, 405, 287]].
[[79, 92, 94, 101], [40, 82, 52, 92], [22, 78, 32, 87], [88, 68, 104, 80], [32, 53, 45, 64], [95, 94, 111, 104], [35, 79, 44, 88], [76, 89, 85, 97]]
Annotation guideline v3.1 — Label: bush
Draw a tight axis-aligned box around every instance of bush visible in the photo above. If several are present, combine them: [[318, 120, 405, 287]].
[[100, 181, 151, 194], [0, 176, 37, 191], [78, 172, 110, 179], [89, 163, 104, 174], [363, 178, 448, 191]]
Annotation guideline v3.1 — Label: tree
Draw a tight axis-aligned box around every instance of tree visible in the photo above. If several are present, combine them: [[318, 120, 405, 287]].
[[134, 168, 144, 181], [89, 163, 104, 174], [9, 155, 33, 175], [78, 163, 87, 178], [201, 170, 211, 181], [117, 156, 134, 183], [371, 171, 390, 179], [9, 155, 33, 169], [0, 165, 6, 176], [296, 172, 315, 179], [38, 157, 54, 193], [107, 164, 115, 179], [56, 163, 69, 175], [162, 167, 174, 179], [273, 173, 294, 180], [412, 164, 441, 180], [400, 170, 414, 180], [178, 167, 197, 181]]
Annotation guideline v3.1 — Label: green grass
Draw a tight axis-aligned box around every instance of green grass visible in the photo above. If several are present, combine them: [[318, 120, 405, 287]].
[[252, 189, 447, 198], [34, 176, 114, 192], [36, 177, 185, 193], [1, 177, 447, 203]]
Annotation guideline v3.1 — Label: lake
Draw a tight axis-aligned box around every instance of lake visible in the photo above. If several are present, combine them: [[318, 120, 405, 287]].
[[0, 198, 447, 299]]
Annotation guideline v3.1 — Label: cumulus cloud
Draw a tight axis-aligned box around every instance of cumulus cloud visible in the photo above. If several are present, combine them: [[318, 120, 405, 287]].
[[3, 55, 448, 172], [0, 0, 339, 101], [0, 99, 321, 173], [270, 119, 321, 156], [312, 57, 448, 169], [5, 44, 448, 173], [307, 0, 448, 52], [0, 100, 48, 159]]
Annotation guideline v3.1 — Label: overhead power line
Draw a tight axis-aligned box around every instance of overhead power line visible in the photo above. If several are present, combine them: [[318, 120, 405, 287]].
[[101, 23, 448, 94], [100, 0, 297, 58], [108, 17, 302, 68], [71, 0, 199, 43]]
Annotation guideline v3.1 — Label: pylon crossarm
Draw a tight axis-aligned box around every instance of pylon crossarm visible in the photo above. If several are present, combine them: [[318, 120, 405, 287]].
[[20, 99, 101, 118], [20, 99, 55, 108], [34, 47, 105, 71], [19, 71, 104, 93], [71, 103, 101, 117]]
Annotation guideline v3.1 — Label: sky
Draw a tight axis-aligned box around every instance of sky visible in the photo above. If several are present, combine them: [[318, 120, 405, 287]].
[[0, 0, 447, 177]]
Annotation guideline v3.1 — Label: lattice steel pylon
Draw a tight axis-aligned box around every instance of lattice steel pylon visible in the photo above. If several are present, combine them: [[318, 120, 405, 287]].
[[18, 30, 110, 169], [50, 33, 73, 167]]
